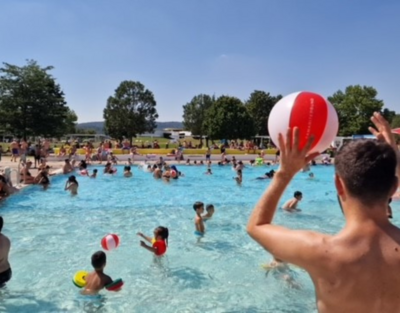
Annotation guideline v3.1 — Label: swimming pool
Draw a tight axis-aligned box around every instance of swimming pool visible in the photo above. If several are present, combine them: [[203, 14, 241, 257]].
[[1, 163, 399, 312]]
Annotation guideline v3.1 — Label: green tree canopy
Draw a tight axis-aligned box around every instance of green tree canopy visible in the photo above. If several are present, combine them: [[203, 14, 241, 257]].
[[0, 60, 71, 139], [245, 90, 282, 136], [203, 96, 255, 140], [64, 108, 78, 134], [103, 80, 158, 142], [182, 94, 214, 136], [390, 114, 400, 129], [328, 85, 392, 136]]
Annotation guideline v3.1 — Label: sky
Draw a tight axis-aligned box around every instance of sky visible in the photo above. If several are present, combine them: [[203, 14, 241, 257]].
[[1, 0, 399, 123]]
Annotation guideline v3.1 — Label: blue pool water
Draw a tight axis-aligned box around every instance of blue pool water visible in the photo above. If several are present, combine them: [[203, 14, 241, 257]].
[[1, 164, 399, 312]]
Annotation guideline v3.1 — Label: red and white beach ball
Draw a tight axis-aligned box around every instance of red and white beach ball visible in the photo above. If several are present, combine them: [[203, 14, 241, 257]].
[[268, 91, 339, 154], [101, 234, 120, 251]]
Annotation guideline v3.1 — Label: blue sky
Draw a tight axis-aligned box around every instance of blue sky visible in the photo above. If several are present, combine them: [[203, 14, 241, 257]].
[[1, 0, 399, 123]]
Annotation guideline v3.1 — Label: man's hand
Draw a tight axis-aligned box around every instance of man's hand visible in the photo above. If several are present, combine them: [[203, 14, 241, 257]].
[[278, 127, 320, 177], [369, 112, 397, 149]]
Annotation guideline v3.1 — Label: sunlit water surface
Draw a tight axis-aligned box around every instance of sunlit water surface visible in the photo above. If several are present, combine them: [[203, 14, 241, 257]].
[[1, 163, 399, 313]]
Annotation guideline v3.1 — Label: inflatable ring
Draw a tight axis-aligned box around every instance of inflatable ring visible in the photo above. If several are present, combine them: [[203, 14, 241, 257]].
[[105, 278, 124, 291], [255, 158, 263, 165], [73, 270, 88, 288]]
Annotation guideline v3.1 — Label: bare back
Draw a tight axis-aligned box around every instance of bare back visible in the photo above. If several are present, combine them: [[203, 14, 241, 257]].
[[0, 234, 11, 273], [308, 223, 400, 313], [82, 271, 112, 295]]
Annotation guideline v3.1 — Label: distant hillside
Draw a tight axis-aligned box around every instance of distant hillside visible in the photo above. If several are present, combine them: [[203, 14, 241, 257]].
[[77, 121, 183, 134]]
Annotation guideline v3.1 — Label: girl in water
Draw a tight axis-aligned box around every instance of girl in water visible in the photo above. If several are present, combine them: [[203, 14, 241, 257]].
[[65, 175, 79, 195], [137, 226, 169, 257]]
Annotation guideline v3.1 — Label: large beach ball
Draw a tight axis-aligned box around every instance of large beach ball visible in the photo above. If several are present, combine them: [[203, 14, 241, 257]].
[[101, 234, 120, 251], [268, 91, 338, 154]]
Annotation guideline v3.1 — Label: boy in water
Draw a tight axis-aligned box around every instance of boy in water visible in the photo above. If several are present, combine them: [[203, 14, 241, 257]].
[[202, 204, 215, 221], [282, 191, 302, 212], [193, 201, 205, 236], [124, 166, 133, 177], [82, 251, 119, 295], [90, 169, 98, 178]]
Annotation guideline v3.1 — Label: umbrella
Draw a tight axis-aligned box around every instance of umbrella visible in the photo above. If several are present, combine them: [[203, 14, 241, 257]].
[[392, 128, 400, 135]]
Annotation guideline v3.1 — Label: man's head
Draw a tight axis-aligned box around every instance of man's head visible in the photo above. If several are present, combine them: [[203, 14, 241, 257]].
[[91, 251, 106, 270], [335, 140, 397, 204], [294, 191, 303, 200]]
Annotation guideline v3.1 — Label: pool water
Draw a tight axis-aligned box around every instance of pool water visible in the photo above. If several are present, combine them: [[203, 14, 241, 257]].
[[1, 163, 399, 312]]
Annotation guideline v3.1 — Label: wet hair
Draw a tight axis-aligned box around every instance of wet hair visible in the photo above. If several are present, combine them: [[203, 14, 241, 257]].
[[125, 166, 131, 171], [155, 226, 169, 246], [294, 191, 302, 198], [335, 140, 397, 203], [193, 201, 204, 211], [91, 251, 106, 269], [206, 204, 214, 211], [68, 175, 79, 186], [0, 216, 3, 233], [93, 169, 98, 173]]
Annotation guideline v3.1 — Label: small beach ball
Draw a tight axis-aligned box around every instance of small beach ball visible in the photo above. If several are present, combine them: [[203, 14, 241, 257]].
[[268, 91, 338, 154], [101, 234, 120, 251]]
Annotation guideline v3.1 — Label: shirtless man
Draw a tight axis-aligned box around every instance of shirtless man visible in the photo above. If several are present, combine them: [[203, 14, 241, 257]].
[[62, 159, 73, 174], [10, 140, 19, 162], [247, 112, 400, 313], [0, 217, 11, 287]]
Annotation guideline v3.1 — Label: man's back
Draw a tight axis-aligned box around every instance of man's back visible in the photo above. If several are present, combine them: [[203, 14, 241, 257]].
[[309, 222, 400, 313]]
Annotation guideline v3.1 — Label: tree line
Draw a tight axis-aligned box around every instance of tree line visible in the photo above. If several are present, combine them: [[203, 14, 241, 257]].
[[1, 60, 399, 143]]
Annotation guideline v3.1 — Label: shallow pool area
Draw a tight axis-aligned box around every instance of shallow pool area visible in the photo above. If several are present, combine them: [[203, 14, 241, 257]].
[[1, 163, 399, 312]]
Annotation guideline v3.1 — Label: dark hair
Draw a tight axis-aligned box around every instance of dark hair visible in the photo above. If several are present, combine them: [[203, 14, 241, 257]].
[[335, 140, 397, 203], [68, 175, 79, 186], [124, 166, 131, 171], [206, 204, 214, 211], [155, 226, 169, 246], [193, 201, 204, 211], [0, 175, 6, 184], [294, 191, 302, 198], [93, 169, 98, 173], [0, 216, 3, 232], [91, 251, 106, 269]]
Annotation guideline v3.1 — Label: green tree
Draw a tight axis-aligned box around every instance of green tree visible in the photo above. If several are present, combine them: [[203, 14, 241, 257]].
[[182, 94, 214, 144], [245, 90, 282, 136], [203, 96, 255, 140], [103, 80, 158, 143], [390, 114, 400, 129], [0, 60, 71, 139], [328, 85, 387, 136], [64, 108, 78, 134]]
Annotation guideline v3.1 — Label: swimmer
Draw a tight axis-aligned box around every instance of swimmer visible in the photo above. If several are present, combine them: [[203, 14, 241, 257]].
[[90, 169, 98, 178], [81, 251, 120, 295], [153, 166, 162, 179], [65, 175, 78, 195], [193, 201, 205, 236], [104, 162, 116, 174], [205, 168, 212, 175], [0, 217, 11, 287], [234, 169, 242, 184], [282, 191, 302, 212], [124, 166, 133, 177], [202, 204, 215, 221], [263, 257, 300, 289], [308, 172, 315, 180], [137, 226, 169, 256], [256, 170, 275, 180]]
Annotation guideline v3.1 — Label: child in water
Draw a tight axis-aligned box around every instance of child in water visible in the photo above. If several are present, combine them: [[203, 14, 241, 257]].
[[82, 251, 120, 295], [137, 226, 169, 256], [90, 169, 98, 178], [193, 201, 205, 236], [124, 166, 133, 177], [65, 175, 78, 195], [263, 257, 300, 289], [202, 204, 215, 221]]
